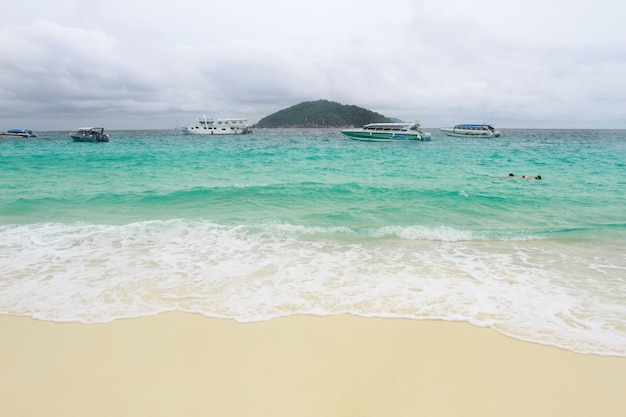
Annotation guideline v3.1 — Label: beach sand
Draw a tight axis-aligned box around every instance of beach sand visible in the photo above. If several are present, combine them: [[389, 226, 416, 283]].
[[2, 312, 625, 417]]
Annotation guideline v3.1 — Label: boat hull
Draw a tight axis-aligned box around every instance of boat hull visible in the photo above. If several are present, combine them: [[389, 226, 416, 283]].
[[71, 135, 109, 142], [181, 127, 251, 135], [1, 133, 30, 138]]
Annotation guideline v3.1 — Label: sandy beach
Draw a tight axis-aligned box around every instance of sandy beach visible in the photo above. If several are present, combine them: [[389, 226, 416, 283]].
[[2, 312, 625, 417]]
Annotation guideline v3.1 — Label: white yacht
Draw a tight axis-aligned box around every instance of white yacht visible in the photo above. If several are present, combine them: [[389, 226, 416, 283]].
[[440, 124, 501, 137], [341, 121, 431, 141], [181, 115, 251, 135]]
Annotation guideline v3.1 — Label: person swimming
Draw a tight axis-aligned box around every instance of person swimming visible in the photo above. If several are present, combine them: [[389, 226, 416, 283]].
[[521, 175, 541, 180]]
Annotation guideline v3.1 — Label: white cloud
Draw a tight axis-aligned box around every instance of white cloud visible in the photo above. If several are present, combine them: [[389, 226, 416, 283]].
[[1, 0, 625, 129]]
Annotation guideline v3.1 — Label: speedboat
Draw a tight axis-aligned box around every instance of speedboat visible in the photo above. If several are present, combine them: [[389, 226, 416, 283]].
[[181, 115, 251, 135], [70, 127, 110, 142], [440, 124, 501, 137], [341, 121, 431, 141], [1, 128, 38, 138]]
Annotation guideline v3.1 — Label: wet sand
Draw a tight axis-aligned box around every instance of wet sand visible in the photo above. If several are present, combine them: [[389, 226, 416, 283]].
[[2, 312, 626, 417]]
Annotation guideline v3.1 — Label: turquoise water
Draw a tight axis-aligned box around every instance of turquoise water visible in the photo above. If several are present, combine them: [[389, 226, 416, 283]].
[[1, 129, 625, 355]]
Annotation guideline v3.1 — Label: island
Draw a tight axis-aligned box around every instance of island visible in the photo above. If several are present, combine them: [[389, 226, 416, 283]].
[[255, 99, 394, 128]]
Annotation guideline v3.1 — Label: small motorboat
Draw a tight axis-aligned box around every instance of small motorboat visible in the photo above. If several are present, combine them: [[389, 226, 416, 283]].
[[1, 128, 38, 138], [70, 127, 110, 142], [440, 124, 501, 137], [341, 121, 431, 141]]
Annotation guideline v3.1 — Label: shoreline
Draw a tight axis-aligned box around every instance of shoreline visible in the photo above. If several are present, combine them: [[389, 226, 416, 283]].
[[2, 312, 626, 417]]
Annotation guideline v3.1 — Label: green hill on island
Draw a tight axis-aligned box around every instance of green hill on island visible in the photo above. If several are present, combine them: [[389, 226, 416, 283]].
[[255, 99, 392, 128]]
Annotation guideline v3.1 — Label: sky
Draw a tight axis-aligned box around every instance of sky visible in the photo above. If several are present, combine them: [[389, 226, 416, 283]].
[[1, 0, 625, 130]]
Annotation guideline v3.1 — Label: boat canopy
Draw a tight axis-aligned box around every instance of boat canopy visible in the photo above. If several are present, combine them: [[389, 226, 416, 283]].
[[454, 124, 494, 128], [78, 127, 105, 132]]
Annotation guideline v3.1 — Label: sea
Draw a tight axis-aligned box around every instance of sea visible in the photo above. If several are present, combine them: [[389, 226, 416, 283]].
[[1, 128, 625, 356]]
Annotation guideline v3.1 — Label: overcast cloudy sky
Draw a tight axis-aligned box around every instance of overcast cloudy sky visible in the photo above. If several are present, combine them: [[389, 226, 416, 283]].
[[1, 0, 625, 130]]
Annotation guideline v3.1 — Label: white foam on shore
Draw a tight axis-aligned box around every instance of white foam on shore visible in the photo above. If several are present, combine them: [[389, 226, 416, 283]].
[[1, 219, 625, 356]]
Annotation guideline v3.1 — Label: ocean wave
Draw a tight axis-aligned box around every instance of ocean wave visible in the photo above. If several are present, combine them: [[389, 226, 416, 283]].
[[1, 180, 595, 233], [1, 219, 618, 247], [1, 218, 625, 359]]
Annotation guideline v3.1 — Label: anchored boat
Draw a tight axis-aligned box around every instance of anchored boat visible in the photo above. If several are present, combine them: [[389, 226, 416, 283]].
[[1, 129, 38, 138], [341, 121, 431, 141], [181, 115, 251, 135], [440, 124, 501, 137], [70, 127, 110, 142]]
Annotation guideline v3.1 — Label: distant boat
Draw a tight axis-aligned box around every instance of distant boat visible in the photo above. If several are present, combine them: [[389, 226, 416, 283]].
[[440, 124, 501, 137], [70, 127, 110, 142], [341, 121, 431, 141], [181, 115, 251, 135], [1, 128, 38, 138]]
